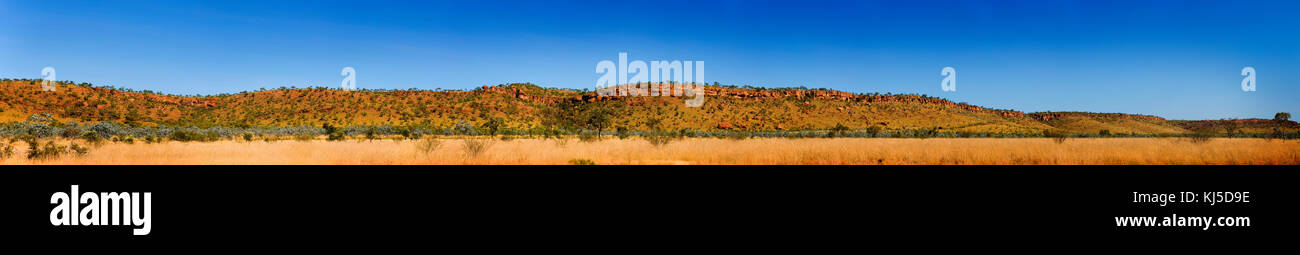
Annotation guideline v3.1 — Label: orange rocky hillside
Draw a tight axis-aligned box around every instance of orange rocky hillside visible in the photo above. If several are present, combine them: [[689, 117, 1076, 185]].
[[1, 79, 1295, 136]]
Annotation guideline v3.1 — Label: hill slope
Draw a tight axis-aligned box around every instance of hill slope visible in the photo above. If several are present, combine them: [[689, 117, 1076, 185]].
[[1, 79, 1295, 136]]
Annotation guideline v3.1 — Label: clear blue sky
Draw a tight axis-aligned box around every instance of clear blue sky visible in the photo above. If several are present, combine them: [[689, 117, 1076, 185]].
[[1, 0, 1296, 120]]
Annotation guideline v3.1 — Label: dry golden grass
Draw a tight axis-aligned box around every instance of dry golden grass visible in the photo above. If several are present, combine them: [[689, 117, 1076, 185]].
[[1, 138, 1297, 165]]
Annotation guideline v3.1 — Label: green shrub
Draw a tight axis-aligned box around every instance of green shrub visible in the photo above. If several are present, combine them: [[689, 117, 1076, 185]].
[[481, 117, 504, 136], [917, 127, 941, 139], [828, 123, 850, 137], [1043, 129, 1069, 144], [27, 141, 68, 160], [0, 143, 14, 159], [324, 123, 347, 141], [1188, 129, 1214, 144], [81, 131, 103, 145], [61, 127, 82, 139], [364, 127, 377, 141], [397, 127, 412, 139], [616, 127, 630, 140], [454, 120, 475, 135], [69, 143, 90, 155], [865, 125, 883, 138], [644, 131, 682, 147], [169, 130, 220, 142], [243, 132, 254, 142]]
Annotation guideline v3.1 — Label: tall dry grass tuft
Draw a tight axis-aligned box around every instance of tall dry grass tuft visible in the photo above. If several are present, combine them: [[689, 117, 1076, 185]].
[[0, 139, 15, 159], [461, 138, 493, 158], [643, 132, 679, 147], [416, 137, 443, 154]]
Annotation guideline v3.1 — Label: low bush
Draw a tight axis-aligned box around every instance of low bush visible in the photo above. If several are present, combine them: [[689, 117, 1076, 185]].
[[568, 159, 596, 165], [81, 131, 103, 146], [0, 142, 14, 159], [827, 123, 850, 138], [724, 131, 750, 141], [1188, 132, 1214, 144], [577, 131, 600, 143], [616, 127, 630, 140], [364, 127, 378, 141], [644, 131, 683, 147], [69, 143, 90, 156], [169, 130, 220, 142], [864, 125, 883, 138], [1043, 129, 1070, 144], [27, 141, 68, 160], [324, 123, 347, 141]]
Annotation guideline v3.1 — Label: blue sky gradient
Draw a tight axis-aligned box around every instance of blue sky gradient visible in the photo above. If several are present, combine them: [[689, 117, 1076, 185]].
[[1, 0, 1296, 120]]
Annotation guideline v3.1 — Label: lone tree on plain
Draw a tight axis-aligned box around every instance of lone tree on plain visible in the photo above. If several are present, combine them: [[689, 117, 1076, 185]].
[[1275, 112, 1291, 122]]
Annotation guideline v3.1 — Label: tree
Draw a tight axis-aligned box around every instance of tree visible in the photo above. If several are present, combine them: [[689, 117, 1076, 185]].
[[323, 123, 346, 141], [1275, 112, 1291, 122], [645, 117, 663, 131], [829, 123, 850, 137], [481, 117, 504, 136], [542, 101, 582, 134], [1043, 129, 1069, 144], [1219, 119, 1240, 136], [864, 125, 883, 137], [583, 107, 613, 137]]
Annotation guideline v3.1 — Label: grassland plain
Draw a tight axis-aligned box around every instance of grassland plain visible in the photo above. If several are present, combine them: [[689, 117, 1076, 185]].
[[2, 137, 1296, 165]]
